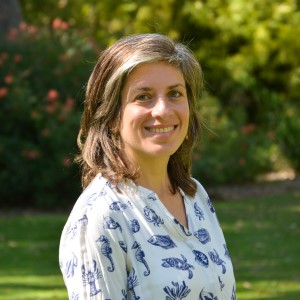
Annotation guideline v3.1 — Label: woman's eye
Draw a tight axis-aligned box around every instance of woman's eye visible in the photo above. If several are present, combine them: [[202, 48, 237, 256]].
[[136, 94, 151, 101], [169, 90, 182, 98]]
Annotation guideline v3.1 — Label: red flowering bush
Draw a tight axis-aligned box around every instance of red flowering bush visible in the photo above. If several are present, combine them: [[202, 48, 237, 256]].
[[0, 21, 97, 208]]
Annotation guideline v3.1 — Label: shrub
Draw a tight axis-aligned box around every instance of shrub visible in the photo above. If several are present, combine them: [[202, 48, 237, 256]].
[[0, 21, 97, 208], [192, 94, 277, 186]]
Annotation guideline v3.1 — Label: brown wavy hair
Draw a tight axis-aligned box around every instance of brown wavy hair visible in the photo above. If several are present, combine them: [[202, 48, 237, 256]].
[[76, 33, 203, 197]]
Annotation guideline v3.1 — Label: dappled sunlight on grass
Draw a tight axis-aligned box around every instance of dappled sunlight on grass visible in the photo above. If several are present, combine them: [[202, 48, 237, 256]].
[[0, 275, 67, 300], [0, 193, 299, 299], [215, 192, 300, 299], [236, 280, 300, 299], [0, 214, 68, 299]]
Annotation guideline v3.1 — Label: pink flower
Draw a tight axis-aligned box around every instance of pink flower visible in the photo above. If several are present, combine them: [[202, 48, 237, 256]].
[[27, 25, 37, 35], [62, 157, 72, 167], [0, 87, 8, 98], [60, 21, 69, 30], [46, 89, 59, 102], [4, 74, 13, 84], [52, 18, 62, 30], [52, 18, 68, 30], [19, 22, 28, 31]]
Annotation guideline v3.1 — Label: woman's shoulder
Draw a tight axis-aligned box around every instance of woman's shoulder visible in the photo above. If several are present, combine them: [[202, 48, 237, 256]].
[[68, 175, 126, 221], [191, 177, 209, 199]]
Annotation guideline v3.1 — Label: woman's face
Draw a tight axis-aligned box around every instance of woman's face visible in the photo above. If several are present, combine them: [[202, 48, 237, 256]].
[[119, 61, 189, 165]]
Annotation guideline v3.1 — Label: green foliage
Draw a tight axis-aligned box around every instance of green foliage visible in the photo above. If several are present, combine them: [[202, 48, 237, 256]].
[[0, 24, 96, 208], [1, 0, 300, 207], [18, 0, 300, 171], [192, 94, 277, 185]]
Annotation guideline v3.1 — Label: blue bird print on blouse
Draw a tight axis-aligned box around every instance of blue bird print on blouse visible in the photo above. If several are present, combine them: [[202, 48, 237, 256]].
[[192, 250, 209, 268], [147, 192, 157, 201], [65, 252, 78, 278], [143, 206, 164, 226], [127, 268, 140, 300], [208, 249, 226, 274], [207, 197, 215, 213], [162, 254, 194, 279], [81, 260, 102, 297], [83, 193, 99, 206], [71, 292, 79, 300], [109, 201, 129, 211], [78, 214, 88, 225], [199, 288, 218, 300], [96, 235, 115, 272], [132, 241, 150, 276], [119, 241, 127, 253], [148, 235, 177, 249], [163, 281, 191, 300], [194, 228, 211, 245], [194, 202, 205, 220], [103, 216, 122, 232], [68, 215, 88, 240], [129, 219, 140, 233]]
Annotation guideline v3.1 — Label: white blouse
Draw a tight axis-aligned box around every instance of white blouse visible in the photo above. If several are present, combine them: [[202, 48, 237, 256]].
[[59, 174, 236, 299]]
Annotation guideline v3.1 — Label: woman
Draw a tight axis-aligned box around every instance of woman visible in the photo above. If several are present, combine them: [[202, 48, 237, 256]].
[[59, 33, 236, 299]]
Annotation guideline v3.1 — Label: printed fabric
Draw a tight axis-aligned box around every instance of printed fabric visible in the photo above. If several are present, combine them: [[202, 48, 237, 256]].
[[59, 174, 236, 299]]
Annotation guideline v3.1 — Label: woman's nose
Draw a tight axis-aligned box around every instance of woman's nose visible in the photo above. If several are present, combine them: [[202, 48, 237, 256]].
[[151, 97, 171, 117]]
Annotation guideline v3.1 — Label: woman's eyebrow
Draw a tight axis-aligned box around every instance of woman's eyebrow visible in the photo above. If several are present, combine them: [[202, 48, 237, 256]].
[[132, 83, 185, 92]]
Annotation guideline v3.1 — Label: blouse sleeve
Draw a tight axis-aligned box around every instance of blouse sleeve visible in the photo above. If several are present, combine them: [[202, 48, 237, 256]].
[[59, 199, 128, 299]]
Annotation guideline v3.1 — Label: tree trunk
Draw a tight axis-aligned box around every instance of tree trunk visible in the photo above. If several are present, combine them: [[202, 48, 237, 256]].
[[0, 0, 23, 35]]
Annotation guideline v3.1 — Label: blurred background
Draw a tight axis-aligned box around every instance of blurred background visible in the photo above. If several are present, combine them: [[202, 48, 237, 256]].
[[1, 1, 300, 299], [0, 0, 299, 209]]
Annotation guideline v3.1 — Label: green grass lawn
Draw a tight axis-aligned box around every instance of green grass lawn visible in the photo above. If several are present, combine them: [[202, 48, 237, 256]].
[[0, 191, 299, 299]]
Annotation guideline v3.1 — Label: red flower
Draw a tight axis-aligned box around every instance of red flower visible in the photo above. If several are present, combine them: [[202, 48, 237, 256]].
[[4, 74, 13, 84], [0, 87, 8, 98], [52, 18, 69, 30], [19, 22, 28, 31], [46, 89, 59, 102], [62, 157, 72, 167]]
